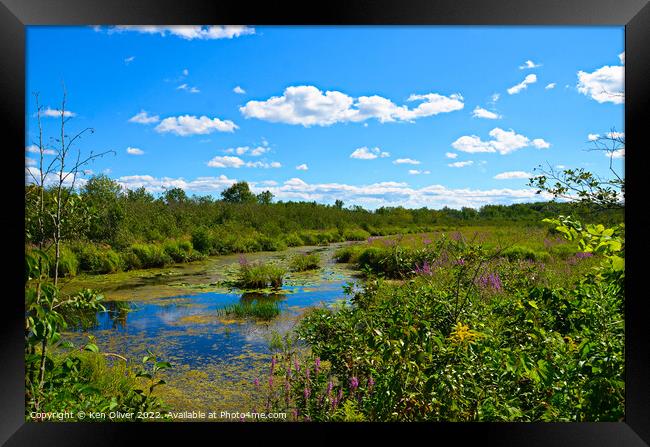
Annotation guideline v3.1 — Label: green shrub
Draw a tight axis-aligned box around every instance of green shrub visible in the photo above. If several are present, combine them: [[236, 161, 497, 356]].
[[259, 235, 287, 252], [334, 245, 363, 263], [72, 242, 122, 273], [191, 227, 213, 254], [289, 252, 321, 272], [284, 233, 304, 247], [501, 245, 542, 262]]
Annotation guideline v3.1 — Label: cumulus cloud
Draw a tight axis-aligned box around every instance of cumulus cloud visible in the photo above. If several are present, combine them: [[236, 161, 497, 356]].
[[577, 56, 624, 104], [507, 74, 537, 95], [233, 86, 246, 94], [393, 158, 421, 165], [126, 147, 144, 155], [448, 161, 474, 168], [494, 171, 532, 180], [26, 157, 36, 166], [207, 155, 281, 169], [408, 169, 431, 175], [445, 152, 458, 159], [531, 138, 551, 149], [26, 144, 56, 155], [472, 106, 501, 120], [545, 83, 556, 90], [42, 107, 76, 118], [155, 115, 238, 136], [296, 164, 309, 171], [129, 110, 160, 124], [609, 149, 625, 158], [239, 85, 464, 127], [350, 147, 390, 160], [588, 133, 600, 141], [619, 52, 625, 64], [519, 60, 542, 69], [451, 128, 550, 155], [108, 174, 556, 209], [25, 166, 88, 188], [107, 25, 255, 40]]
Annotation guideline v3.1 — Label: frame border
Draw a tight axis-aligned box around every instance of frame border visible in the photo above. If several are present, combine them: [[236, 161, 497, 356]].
[[1, 0, 648, 444]]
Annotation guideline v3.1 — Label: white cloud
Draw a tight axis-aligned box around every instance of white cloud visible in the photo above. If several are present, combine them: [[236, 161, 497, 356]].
[[182, 68, 189, 76], [619, 52, 625, 64], [207, 156, 245, 168], [609, 149, 625, 158], [233, 86, 246, 94], [531, 138, 551, 149], [507, 74, 537, 95], [408, 169, 430, 175], [108, 25, 255, 40], [350, 147, 390, 160], [177, 84, 200, 93], [448, 161, 474, 168], [472, 106, 501, 120], [545, 83, 556, 90], [155, 115, 238, 136], [26, 157, 36, 166], [296, 164, 309, 171], [490, 93, 500, 104], [26, 144, 56, 155], [577, 59, 624, 104], [451, 128, 549, 155], [607, 131, 625, 139], [223, 145, 269, 156], [445, 152, 458, 159], [110, 174, 555, 209], [239, 85, 464, 127], [25, 166, 88, 188], [519, 60, 542, 69], [126, 147, 144, 155], [588, 133, 600, 141], [129, 110, 160, 124], [207, 155, 281, 169], [42, 107, 76, 118], [494, 171, 532, 180], [393, 158, 421, 165], [124, 56, 135, 64]]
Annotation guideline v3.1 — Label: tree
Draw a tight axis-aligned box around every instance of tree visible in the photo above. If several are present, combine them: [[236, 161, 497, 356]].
[[257, 190, 274, 205], [221, 181, 256, 204], [529, 131, 624, 211], [334, 199, 344, 209], [163, 187, 188, 205], [82, 174, 125, 242]]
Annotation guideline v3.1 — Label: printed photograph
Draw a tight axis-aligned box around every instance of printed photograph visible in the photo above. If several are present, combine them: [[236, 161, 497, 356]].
[[25, 25, 625, 422]]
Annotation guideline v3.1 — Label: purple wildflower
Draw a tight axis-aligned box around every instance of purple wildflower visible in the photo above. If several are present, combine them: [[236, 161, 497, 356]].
[[304, 387, 311, 400], [292, 409, 298, 420], [326, 381, 333, 396], [456, 258, 466, 266], [368, 376, 375, 391], [239, 255, 249, 266], [305, 367, 310, 380], [575, 252, 594, 259], [350, 376, 359, 391], [451, 231, 463, 241], [253, 377, 260, 387], [422, 237, 432, 245], [314, 357, 321, 374], [478, 272, 503, 292], [414, 260, 433, 276]]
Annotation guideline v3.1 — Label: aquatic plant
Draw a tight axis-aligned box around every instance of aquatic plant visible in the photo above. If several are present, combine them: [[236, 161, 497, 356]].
[[289, 252, 321, 272], [218, 301, 281, 320]]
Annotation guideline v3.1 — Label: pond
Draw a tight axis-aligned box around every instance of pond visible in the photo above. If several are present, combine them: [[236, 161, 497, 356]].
[[60, 243, 359, 416]]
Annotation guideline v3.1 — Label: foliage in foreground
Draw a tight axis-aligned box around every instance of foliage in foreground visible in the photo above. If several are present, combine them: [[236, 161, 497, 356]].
[[263, 218, 624, 421]]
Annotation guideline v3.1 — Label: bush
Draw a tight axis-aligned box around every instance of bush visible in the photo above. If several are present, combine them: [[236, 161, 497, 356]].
[[191, 227, 213, 254], [259, 235, 287, 252], [501, 245, 544, 262], [289, 252, 321, 272], [163, 239, 204, 263], [284, 233, 304, 247], [72, 242, 122, 274], [333, 245, 362, 263]]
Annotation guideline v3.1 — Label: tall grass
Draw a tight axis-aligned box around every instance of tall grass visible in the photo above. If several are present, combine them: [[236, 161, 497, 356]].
[[236, 259, 286, 289], [218, 301, 281, 320], [289, 252, 321, 272]]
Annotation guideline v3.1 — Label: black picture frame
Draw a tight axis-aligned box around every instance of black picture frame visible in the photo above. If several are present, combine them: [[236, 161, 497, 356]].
[[2, 0, 648, 445]]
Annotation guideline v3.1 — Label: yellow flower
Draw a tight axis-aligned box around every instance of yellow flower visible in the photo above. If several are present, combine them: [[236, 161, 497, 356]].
[[449, 322, 482, 344]]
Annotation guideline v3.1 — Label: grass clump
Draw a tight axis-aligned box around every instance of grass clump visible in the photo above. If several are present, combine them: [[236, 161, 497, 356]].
[[218, 301, 281, 320], [289, 252, 321, 272], [236, 258, 286, 289]]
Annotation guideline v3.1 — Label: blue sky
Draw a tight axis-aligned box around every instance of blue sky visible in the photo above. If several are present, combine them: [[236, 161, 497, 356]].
[[25, 26, 624, 209]]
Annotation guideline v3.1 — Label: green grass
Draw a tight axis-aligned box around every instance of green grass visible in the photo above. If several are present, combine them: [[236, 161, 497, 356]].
[[289, 252, 321, 272], [236, 260, 286, 289], [218, 301, 281, 320]]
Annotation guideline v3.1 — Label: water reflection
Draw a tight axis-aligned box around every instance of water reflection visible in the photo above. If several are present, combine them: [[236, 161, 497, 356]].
[[239, 291, 285, 304]]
